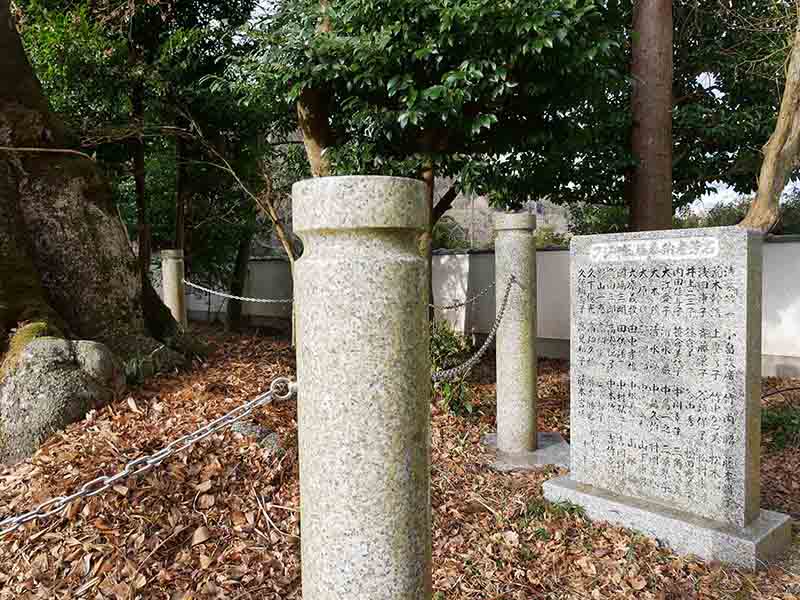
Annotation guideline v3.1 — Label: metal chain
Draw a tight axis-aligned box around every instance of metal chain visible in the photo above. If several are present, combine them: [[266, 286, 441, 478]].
[[431, 276, 518, 383], [184, 280, 293, 304], [429, 281, 496, 311], [0, 377, 297, 538]]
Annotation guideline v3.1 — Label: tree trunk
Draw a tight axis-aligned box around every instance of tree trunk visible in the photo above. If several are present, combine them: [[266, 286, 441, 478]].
[[629, 0, 673, 231], [297, 0, 334, 177], [227, 230, 253, 331], [175, 134, 189, 250], [0, 0, 191, 460], [432, 183, 459, 224], [0, 161, 63, 347], [297, 88, 334, 177], [740, 19, 800, 232], [131, 82, 150, 284]]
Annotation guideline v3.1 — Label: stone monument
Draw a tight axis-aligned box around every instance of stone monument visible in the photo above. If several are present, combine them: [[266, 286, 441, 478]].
[[483, 212, 569, 470], [543, 227, 791, 569], [293, 176, 432, 600], [161, 249, 187, 328]]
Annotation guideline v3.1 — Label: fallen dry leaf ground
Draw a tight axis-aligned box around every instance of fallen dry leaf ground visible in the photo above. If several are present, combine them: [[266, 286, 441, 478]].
[[1, 327, 799, 599]]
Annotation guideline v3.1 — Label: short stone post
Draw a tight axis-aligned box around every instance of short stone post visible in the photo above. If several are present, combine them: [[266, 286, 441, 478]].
[[161, 249, 187, 329], [293, 176, 431, 600], [484, 212, 569, 470]]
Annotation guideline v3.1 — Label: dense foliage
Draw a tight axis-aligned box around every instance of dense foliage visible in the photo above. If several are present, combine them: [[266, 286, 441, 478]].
[[14, 0, 800, 282], [17, 0, 274, 285], [228, 0, 625, 205], [225, 0, 797, 217], [430, 320, 475, 415]]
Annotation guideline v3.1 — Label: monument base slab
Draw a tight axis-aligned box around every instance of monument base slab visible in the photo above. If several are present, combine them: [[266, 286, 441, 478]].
[[543, 476, 792, 570], [482, 432, 570, 471]]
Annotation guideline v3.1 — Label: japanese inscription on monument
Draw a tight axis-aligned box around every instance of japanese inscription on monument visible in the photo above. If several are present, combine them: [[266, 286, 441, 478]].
[[569, 227, 761, 527]]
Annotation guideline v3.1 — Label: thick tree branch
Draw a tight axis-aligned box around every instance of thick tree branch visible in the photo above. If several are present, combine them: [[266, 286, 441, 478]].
[[432, 183, 459, 224], [297, 0, 335, 177], [741, 13, 800, 233]]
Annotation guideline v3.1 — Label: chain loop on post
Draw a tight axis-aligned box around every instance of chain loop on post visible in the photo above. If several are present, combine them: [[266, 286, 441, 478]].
[[0, 377, 297, 538], [431, 276, 519, 383]]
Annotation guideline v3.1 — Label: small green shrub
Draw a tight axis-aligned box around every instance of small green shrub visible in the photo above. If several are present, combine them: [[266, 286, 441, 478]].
[[430, 320, 474, 415], [520, 498, 585, 527], [432, 216, 470, 251], [762, 406, 800, 449], [437, 379, 475, 415], [430, 319, 471, 370]]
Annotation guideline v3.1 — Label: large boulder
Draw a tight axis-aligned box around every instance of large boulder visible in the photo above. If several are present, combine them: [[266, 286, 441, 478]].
[[0, 338, 124, 463]]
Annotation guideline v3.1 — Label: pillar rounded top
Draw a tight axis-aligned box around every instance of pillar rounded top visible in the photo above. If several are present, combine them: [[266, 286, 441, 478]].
[[494, 211, 536, 232], [292, 176, 428, 233], [161, 249, 184, 259]]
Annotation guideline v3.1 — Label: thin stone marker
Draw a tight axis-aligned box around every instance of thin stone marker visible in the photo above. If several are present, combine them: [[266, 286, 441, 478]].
[[293, 176, 431, 600], [161, 249, 187, 328], [483, 212, 569, 470]]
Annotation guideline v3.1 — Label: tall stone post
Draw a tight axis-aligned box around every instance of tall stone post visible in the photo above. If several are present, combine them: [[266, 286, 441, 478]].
[[161, 249, 187, 329], [292, 176, 431, 600], [483, 212, 569, 470]]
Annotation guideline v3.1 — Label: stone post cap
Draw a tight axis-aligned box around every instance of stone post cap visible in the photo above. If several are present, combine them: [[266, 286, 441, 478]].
[[161, 249, 184, 260], [494, 211, 536, 231], [292, 176, 428, 233]]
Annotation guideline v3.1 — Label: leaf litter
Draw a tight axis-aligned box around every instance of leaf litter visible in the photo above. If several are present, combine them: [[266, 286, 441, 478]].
[[0, 328, 798, 599]]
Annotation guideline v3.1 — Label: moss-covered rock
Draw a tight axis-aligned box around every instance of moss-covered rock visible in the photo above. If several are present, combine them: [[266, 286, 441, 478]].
[[0, 321, 63, 381], [0, 337, 124, 463]]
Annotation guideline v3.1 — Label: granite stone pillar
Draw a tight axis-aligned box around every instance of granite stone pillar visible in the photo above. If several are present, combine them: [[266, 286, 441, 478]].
[[483, 212, 569, 470], [292, 176, 432, 600], [161, 249, 187, 329]]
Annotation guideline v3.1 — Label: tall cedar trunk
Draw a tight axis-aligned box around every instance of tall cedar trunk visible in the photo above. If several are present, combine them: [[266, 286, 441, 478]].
[[740, 19, 800, 232], [131, 82, 150, 284], [422, 164, 435, 322], [175, 135, 189, 250], [629, 0, 673, 231], [0, 0, 182, 358], [227, 230, 253, 332]]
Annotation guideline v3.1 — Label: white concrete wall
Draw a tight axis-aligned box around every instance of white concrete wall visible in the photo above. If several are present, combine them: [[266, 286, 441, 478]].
[[431, 250, 571, 339], [243, 259, 293, 320], [173, 239, 800, 375], [431, 254, 470, 333], [762, 240, 800, 376]]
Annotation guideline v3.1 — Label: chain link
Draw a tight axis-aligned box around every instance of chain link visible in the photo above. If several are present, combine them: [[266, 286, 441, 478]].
[[0, 377, 297, 538], [429, 281, 496, 311], [184, 280, 293, 304], [431, 276, 518, 382]]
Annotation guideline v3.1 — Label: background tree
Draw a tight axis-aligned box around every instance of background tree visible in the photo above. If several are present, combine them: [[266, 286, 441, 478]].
[[0, 0, 197, 461], [227, 0, 625, 307], [17, 0, 265, 284]]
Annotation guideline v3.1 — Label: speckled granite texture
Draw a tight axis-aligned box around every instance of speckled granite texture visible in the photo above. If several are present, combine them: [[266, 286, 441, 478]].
[[544, 476, 791, 570], [546, 226, 791, 568], [493, 212, 537, 455], [482, 432, 570, 470], [293, 176, 432, 600]]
